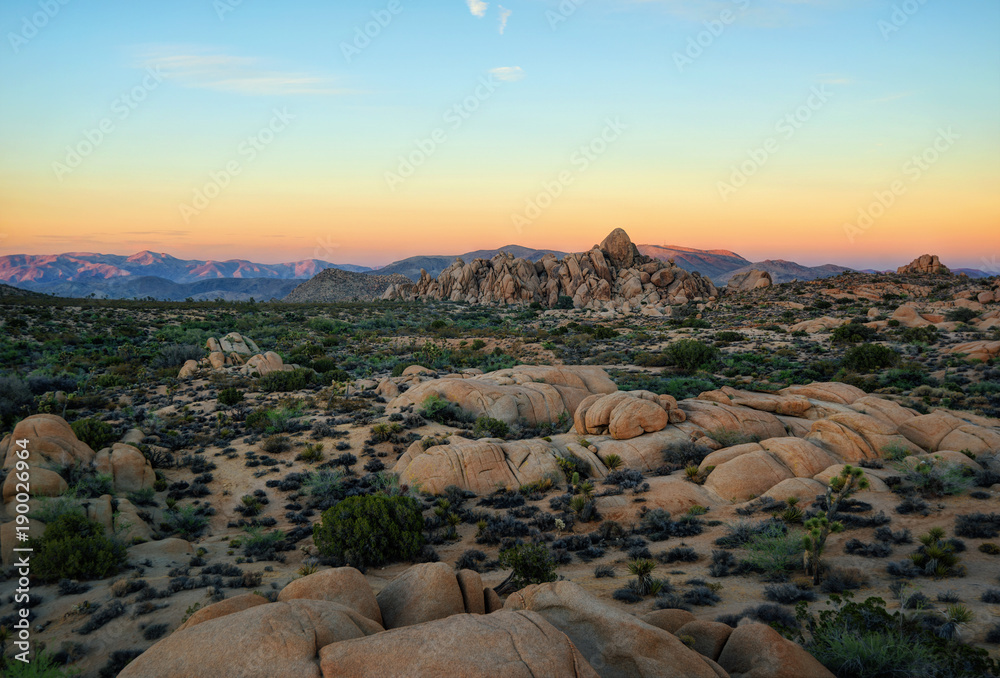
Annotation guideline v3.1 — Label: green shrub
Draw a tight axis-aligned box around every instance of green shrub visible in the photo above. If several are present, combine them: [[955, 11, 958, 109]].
[[419, 394, 474, 425], [743, 521, 802, 577], [842, 344, 898, 372], [664, 339, 719, 372], [946, 307, 978, 323], [555, 295, 574, 309], [313, 494, 424, 570], [70, 418, 116, 451], [163, 505, 210, 540], [257, 368, 318, 392], [2, 650, 76, 677], [715, 331, 745, 343], [796, 593, 997, 678], [217, 387, 244, 406], [499, 542, 558, 590], [472, 416, 510, 439], [831, 323, 879, 344], [900, 325, 939, 345], [28, 512, 127, 582]]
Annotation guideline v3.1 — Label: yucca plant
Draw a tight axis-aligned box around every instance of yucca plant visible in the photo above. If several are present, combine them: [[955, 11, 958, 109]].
[[685, 465, 701, 482], [627, 558, 657, 595], [603, 453, 624, 471], [804, 465, 869, 584], [910, 527, 962, 577]]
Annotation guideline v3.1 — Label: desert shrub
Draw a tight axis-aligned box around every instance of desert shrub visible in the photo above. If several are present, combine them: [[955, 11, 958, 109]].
[[313, 494, 424, 570], [820, 567, 869, 594], [798, 593, 998, 678], [261, 435, 292, 454], [981, 588, 1000, 604], [683, 586, 720, 606], [613, 587, 643, 604], [842, 344, 898, 372], [217, 387, 244, 406], [664, 339, 719, 372], [660, 546, 699, 563], [946, 307, 979, 323], [900, 461, 974, 498], [155, 344, 203, 368], [0, 374, 33, 429], [3, 650, 75, 677], [638, 509, 674, 541], [843, 539, 892, 558], [98, 649, 144, 678], [472, 416, 510, 439], [743, 522, 802, 579], [954, 512, 1000, 539], [718, 603, 798, 631], [763, 583, 816, 605], [831, 323, 879, 344], [456, 549, 489, 572], [77, 599, 125, 634], [653, 593, 691, 611], [28, 512, 127, 582], [874, 526, 912, 544], [715, 331, 745, 343], [258, 368, 319, 392], [594, 564, 615, 578], [163, 504, 211, 540], [70, 418, 116, 451], [706, 429, 758, 448], [419, 394, 475, 425], [498, 543, 557, 590]]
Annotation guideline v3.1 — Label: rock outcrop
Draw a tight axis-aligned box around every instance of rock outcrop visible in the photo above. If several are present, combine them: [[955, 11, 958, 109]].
[[177, 333, 300, 379], [727, 269, 772, 292], [897, 254, 950, 275], [386, 365, 617, 426], [382, 228, 719, 312]]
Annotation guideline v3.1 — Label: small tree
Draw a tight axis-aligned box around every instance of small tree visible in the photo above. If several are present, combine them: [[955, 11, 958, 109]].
[[313, 494, 424, 570], [804, 465, 868, 584]]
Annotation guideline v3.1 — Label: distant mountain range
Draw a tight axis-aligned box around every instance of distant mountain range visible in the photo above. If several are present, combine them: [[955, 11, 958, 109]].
[[4, 243, 983, 302], [0, 251, 369, 286]]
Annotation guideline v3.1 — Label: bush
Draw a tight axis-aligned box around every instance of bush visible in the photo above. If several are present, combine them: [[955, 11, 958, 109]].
[[763, 583, 816, 605], [472, 416, 510, 439], [799, 593, 998, 678], [3, 650, 75, 677], [70, 418, 116, 451], [156, 344, 203, 368], [258, 368, 319, 392], [419, 394, 475, 425], [499, 543, 557, 590], [955, 512, 1000, 539], [831, 323, 879, 344], [946, 307, 978, 323], [313, 494, 424, 570], [217, 387, 244, 406], [664, 339, 719, 372], [0, 374, 33, 429], [28, 513, 127, 582], [842, 344, 898, 372]]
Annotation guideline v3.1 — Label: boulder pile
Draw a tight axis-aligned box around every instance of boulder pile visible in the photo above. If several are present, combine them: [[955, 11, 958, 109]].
[[0, 415, 155, 565], [382, 228, 720, 313], [119, 563, 836, 678], [390, 367, 1000, 503], [897, 254, 950, 275], [178, 332, 299, 379], [726, 269, 772, 292]]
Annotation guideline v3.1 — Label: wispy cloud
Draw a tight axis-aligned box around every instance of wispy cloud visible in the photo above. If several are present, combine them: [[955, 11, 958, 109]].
[[499, 5, 511, 33], [817, 74, 853, 85], [466, 0, 489, 18], [489, 66, 524, 82], [134, 47, 347, 96]]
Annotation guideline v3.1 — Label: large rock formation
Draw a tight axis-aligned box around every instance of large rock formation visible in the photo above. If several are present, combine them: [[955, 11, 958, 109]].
[[382, 228, 719, 312], [726, 269, 772, 292], [898, 254, 950, 275]]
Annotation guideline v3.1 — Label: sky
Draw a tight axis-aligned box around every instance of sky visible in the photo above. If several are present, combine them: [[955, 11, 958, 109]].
[[0, 0, 998, 271]]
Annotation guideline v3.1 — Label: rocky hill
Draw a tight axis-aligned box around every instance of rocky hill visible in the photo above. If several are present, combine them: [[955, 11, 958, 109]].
[[898, 254, 951, 275], [284, 268, 412, 303], [376, 244, 569, 281], [636, 244, 750, 279], [714, 260, 853, 286], [14, 276, 302, 302], [382, 228, 719, 312]]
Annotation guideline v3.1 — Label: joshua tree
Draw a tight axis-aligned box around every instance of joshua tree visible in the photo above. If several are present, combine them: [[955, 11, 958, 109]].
[[803, 465, 868, 584]]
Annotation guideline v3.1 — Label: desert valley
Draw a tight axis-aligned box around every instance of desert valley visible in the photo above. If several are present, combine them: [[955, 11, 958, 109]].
[[1, 228, 999, 677]]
